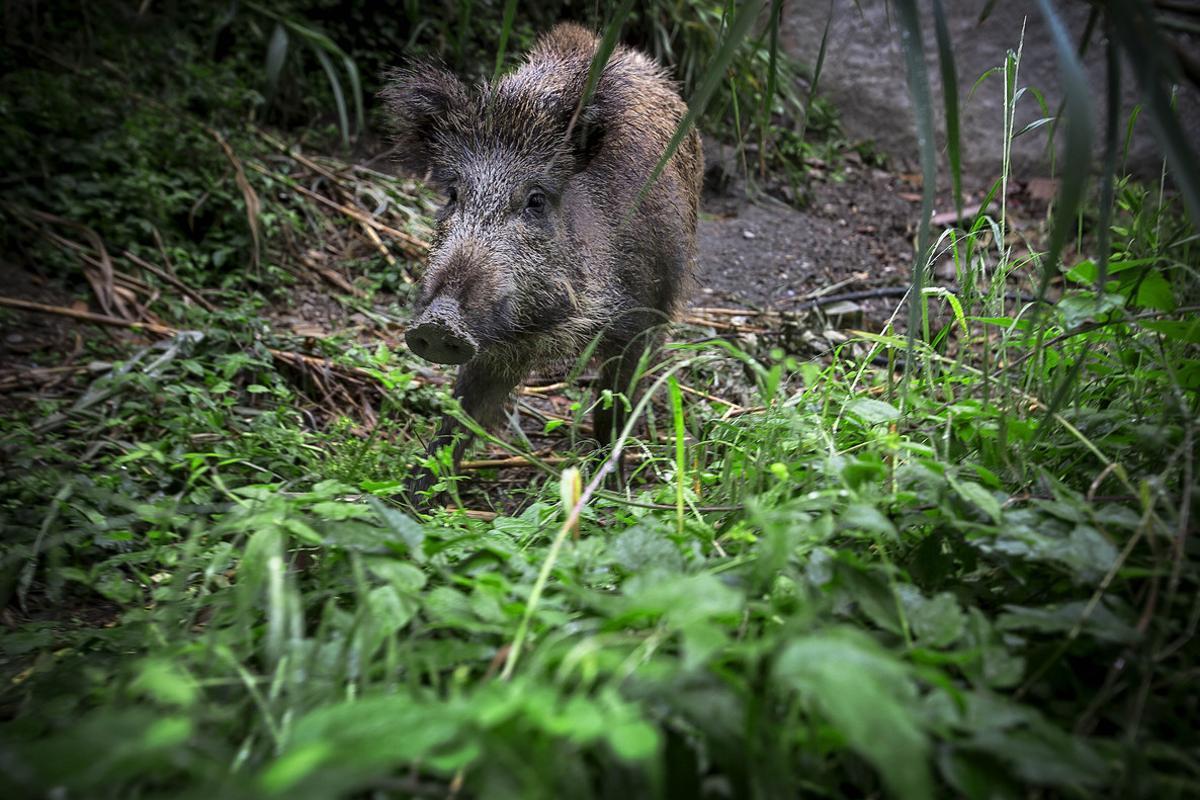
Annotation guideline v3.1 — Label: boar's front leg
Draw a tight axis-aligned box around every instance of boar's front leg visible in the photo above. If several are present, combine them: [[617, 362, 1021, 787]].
[[406, 360, 521, 501]]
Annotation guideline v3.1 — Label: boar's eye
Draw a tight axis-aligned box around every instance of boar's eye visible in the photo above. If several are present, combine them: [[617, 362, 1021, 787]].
[[446, 186, 459, 206], [523, 190, 547, 218]]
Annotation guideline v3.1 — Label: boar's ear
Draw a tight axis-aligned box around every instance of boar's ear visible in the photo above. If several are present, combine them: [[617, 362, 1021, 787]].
[[565, 101, 605, 172], [380, 65, 469, 175]]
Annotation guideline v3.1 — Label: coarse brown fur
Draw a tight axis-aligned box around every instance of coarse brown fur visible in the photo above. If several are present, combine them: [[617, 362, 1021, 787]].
[[382, 23, 702, 497]]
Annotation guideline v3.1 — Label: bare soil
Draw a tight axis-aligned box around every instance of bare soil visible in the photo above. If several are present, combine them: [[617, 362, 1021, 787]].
[[695, 160, 918, 314]]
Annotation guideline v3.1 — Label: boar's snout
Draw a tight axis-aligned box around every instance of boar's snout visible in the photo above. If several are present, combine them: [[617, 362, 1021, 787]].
[[406, 297, 478, 365]]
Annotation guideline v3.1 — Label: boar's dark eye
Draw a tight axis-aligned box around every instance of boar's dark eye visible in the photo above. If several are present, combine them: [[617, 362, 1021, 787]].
[[446, 186, 459, 206], [524, 190, 547, 218]]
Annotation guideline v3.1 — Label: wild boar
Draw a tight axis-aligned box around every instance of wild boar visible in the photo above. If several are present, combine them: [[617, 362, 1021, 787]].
[[383, 22, 702, 495]]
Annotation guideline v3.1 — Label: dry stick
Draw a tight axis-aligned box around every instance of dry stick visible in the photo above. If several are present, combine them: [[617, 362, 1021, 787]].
[[8, 207, 129, 320], [460, 452, 643, 471], [248, 162, 429, 256], [0, 296, 177, 336], [207, 129, 262, 272], [255, 129, 407, 278], [521, 381, 568, 394], [675, 381, 744, 411], [0, 296, 430, 391], [123, 250, 216, 311]]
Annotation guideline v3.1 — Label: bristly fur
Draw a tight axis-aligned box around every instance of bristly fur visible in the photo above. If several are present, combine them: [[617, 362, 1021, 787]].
[[382, 23, 702, 492]]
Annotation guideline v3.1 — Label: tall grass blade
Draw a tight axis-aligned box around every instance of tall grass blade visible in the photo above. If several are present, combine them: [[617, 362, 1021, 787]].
[[797, 1, 834, 152], [492, 0, 519, 82], [630, 0, 766, 218], [568, 0, 637, 139], [1030, 0, 1095, 438], [931, 0, 963, 219], [247, 2, 365, 140], [312, 47, 351, 148], [1031, 0, 1094, 310], [669, 375, 686, 536], [1096, 26, 1121, 293], [265, 23, 289, 100], [1109, 0, 1200, 229], [757, 0, 784, 178], [893, 0, 938, 407]]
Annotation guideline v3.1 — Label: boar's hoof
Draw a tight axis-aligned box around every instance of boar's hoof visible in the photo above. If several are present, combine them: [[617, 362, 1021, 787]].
[[406, 297, 478, 365]]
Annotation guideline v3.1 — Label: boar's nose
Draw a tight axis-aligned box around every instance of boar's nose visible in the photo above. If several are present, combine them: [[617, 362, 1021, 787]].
[[406, 297, 478, 365]]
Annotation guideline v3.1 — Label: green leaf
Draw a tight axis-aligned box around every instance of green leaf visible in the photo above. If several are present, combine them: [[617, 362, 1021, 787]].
[[1134, 270, 1175, 311], [607, 719, 660, 762], [840, 503, 898, 539], [997, 600, 1137, 644], [368, 497, 425, 558], [130, 659, 200, 708], [897, 586, 966, 647], [261, 694, 462, 795], [265, 23, 289, 98], [364, 585, 418, 640], [949, 476, 1003, 523], [1056, 291, 1125, 328], [1141, 319, 1200, 343], [363, 556, 427, 593], [776, 630, 932, 800], [611, 522, 684, 575], [846, 397, 900, 425]]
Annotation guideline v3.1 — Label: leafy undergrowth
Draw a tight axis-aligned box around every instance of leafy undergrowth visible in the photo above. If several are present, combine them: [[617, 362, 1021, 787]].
[[3, 3, 1200, 799], [2, 175, 1198, 798]]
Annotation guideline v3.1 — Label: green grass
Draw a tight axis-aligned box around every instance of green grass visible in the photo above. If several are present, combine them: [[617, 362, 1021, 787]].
[[2, 2, 1199, 799]]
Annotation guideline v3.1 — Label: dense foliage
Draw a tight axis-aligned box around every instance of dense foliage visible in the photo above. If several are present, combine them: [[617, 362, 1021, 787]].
[[1, 2, 1198, 798]]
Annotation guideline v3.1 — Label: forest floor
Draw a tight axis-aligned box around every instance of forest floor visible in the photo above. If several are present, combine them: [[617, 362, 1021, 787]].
[[0, 142, 1054, 440]]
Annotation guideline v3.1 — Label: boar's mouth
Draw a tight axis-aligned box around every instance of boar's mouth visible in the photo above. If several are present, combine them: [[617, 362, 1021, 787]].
[[405, 297, 479, 365]]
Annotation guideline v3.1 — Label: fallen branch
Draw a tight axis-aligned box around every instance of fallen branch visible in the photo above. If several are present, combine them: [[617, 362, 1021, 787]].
[[249, 161, 428, 257], [123, 250, 216, 311], [0, 296, 176, 336], [460, 452, 643, 471]]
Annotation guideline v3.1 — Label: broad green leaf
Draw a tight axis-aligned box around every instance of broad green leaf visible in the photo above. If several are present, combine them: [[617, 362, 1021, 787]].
[[997, 600, 1137, 644], [949, 477, 1003, 523], [897, 586, 966, 647], [1134, 270, 1175, 311], [776, 630, 931, 800], [607, 719, 660, 762], [846, 397, 900, 425], [611, 522, 684, 575], [840, 503, 897, 539]]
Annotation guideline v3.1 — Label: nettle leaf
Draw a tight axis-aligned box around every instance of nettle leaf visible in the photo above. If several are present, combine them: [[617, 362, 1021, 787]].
[[129, 658, 200, 708], [949, 476, 1003, 523], [261, 694, 463, 795], [363, 556, 426, 593], [1134, 270, 1176, 311], [967, 721, 1109, 789], [997, 600, 1138, 644], [962, 610, 1025, 689], [973, 511, 1117, 583], [1064, 256, 1153, 284], [846, 397, 900, 425], [367, 497, 425, 558], [611, 522, 684, 575], [1045, 525, 1119, 581], [775, 629, 931, 800], [839, 503, 898, 539], [1055, 291, 1125, 328], [896, 585, 966, 647], [623, 573, 741, 620], [1141, 319, 1200, 343]]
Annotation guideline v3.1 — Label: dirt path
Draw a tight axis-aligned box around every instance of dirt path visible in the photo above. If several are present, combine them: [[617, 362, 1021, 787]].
[[694, 159, 919, 320]]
